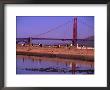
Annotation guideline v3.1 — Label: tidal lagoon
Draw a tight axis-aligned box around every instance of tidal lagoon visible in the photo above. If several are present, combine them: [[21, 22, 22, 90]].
[[16, 55, 94, 74]]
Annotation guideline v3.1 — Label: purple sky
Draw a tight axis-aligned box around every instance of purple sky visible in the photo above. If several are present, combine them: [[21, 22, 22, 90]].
[[16, 16, 94, 39]]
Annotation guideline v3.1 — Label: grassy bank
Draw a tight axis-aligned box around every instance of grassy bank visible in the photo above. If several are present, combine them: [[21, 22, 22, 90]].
[[16, 51, 94, 61]]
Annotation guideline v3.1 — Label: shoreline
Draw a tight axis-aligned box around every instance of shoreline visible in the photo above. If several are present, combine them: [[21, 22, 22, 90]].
[[16, 50, 94, 61]]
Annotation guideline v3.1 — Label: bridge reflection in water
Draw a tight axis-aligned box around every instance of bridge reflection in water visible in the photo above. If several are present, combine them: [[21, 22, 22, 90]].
[[16, 55, 94, 74]]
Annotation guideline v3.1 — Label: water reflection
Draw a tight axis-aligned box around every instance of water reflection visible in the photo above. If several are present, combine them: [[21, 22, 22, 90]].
[[16, 55, 94, 74]]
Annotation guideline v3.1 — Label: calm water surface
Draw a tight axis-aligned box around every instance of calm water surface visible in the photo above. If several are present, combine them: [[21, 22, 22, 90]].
[[16, 55, 94, 74], [18, 40, 94, 47]]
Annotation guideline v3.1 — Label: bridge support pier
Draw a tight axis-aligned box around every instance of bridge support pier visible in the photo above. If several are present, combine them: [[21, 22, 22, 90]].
[[73, 17, 77, 46], [28, 37, 32, 51]]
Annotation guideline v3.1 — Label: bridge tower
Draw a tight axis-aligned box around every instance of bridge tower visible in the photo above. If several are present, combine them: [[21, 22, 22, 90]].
[[28, 37, 32, 45], [73, 17, 77, 46], [28, 37, 32, 50]]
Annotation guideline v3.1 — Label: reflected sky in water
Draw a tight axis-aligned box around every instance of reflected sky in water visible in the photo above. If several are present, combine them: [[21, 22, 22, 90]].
[[16, 55, 94, 74]]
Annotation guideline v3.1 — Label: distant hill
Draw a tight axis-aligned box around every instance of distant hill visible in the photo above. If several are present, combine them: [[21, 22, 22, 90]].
[[85, 36, 94, 40]]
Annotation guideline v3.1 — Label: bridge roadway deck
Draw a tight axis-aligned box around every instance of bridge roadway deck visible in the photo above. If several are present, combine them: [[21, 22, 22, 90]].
[[16, 46, 94, 61]]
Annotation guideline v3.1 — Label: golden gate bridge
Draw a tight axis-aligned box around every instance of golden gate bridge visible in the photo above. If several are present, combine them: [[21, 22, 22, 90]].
[[16, 17, 94, 47]]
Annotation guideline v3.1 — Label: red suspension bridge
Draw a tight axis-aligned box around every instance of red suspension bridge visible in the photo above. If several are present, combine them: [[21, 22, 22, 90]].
[[16, 17, 94, 47]]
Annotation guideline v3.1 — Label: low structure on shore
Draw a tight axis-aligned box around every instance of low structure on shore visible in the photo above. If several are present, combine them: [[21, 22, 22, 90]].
[[17, 43, 94, 50], [76, 44, 94, 50]]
